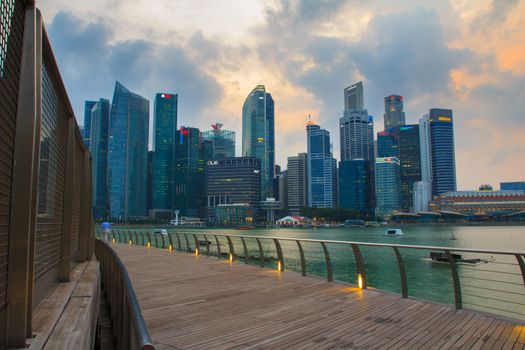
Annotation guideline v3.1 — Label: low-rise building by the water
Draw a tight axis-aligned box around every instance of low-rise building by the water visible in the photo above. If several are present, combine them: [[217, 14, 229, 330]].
[[429, 190, 525, 216]]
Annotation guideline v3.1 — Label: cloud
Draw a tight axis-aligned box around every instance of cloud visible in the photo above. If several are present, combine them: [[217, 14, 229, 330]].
[[46, 11, 223, 129]]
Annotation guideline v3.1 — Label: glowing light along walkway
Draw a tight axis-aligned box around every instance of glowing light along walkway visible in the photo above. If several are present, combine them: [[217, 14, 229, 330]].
[[112, 244, 525, 349]]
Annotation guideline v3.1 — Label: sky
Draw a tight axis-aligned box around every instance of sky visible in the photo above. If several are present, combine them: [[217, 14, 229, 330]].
[[39, 0, 525, 191]]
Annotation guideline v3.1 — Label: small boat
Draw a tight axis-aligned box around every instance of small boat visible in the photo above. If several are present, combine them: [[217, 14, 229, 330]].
[[235, 226, 255, 231], [430, 252, 495, 265], [365, 221, 380, 227], [385, 228, 403, 236], [345, 219, 365, 227]]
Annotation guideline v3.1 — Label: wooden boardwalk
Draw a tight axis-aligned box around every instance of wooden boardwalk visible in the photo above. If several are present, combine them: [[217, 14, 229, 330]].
[[113, 244, 525, 349]]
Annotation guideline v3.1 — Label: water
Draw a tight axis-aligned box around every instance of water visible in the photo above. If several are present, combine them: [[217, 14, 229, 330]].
[[110, 225, 525, 320]]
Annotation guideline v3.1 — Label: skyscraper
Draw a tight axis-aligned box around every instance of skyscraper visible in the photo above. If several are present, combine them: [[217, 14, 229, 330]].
[[429, 108, 456, 196], [83, 100, 96, 148], [384, 95, 406, 131], [242, 85, 275, 200], [108, 82, 149, 221], [375, 157, 402, 218], [287, 153, 308, 214], [90, 98, 110, 220], [419, 114, 432, 184], [344, 81, 364, 111], [377, 130, 398, 158], [398, 125, 421, 211], [339, 159, 373, 212], [152, 92, 178, 211], [307, 122, 337, 208], [174, 127, 205, 218], [202, 123, 235, 159]]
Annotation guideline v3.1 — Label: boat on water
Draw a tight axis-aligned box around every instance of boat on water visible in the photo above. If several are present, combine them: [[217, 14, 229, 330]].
[[385, 228, 403, 236], [365, 221, 380, 227], [429, 252, 495, 265], [344, 219, 365, 228]]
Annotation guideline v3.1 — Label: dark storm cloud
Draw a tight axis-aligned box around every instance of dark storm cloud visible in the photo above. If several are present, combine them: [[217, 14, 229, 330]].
[[47, 11, 223, 126]]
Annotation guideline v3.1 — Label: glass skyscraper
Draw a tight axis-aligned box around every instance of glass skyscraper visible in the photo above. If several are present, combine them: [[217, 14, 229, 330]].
[[339, 159, 372, 212], [377, 130, 398, 158], [375, 157, 402, 218], [398, 125, 421, 211], [90, 98, 110, 220], [344, 81, 364, 111], [152, 92, 178, 211], [287, 153, 308, 214], [384, 95, 406, 131], [307, 123, 336, 208], [108, 82, 149, 221], [202, 123, 235, 159], [83, 100, 96, 148], [242, 85, 275, 200], [429, 108, 456, 196], [174, 127, 205, 218]]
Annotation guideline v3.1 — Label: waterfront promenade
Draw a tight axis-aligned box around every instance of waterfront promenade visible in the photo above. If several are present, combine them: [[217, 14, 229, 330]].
[[113, 243, 525, 349]]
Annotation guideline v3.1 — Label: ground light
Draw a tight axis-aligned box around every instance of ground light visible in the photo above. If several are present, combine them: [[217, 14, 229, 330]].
[[195, 248, 199, 256], [277, 261, 282, 272], [229, 254, 233, 262], [129, 240, 132, 245], [358, 274, 364, 289], [147, 242, 151, 248], [112, 238, 115, 243], [169, 244, 173, 251]]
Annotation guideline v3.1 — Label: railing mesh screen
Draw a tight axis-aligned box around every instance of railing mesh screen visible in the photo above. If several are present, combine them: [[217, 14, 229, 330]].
[[70, 138, 82, 259]]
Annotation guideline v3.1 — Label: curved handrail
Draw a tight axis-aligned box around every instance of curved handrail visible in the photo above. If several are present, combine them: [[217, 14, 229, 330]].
[[95, 238, 155, 350]]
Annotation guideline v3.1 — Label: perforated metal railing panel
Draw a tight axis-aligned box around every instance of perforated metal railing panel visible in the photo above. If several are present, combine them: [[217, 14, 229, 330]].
[[70, 138, 82, 259], [35, 53, 69, 279], [0, 0, 23, 311]]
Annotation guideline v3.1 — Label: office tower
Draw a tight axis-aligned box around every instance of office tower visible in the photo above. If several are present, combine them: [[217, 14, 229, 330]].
[[83, 100, 96, 147], [375, 157, 402, 218], [419, 114, 432, 184], [384, 95, 406, 131], [500, 182, 525, 191], [147, 150, 153, 213], [398, 125, 421, 212], [174, 127, 205, 218], [344, 81, 364, 111], [339, 159, 373, 212], [242, 85, 275, 200], [90, 98, 110, 220], [273, 171, 288, 210], [307, 123, 337, 208], [202, 123, 235, 159], [413, 181, 432, 213], [340, 110, 374, 161], [108, 82, 149, 221], [205, 157, 261, 225], [377, 130, 398, 158], [287, 153, 308, 214], [152, 92, 178, 211], [429, 108, 456, 196]]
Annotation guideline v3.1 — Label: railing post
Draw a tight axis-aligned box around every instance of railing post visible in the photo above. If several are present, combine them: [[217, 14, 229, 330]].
[[445, 249, 462, 309], [215, 236, 221, 256], [203, 235, 210, 256], [226, 236, 235, 261], [393, 247, 408, 298], [167, 232, 174, 251], [296, 240, 307, 276], [183, 233, 190, 252], [273, 239, 284, 271], [174, 232, 182, 251], [146, 232, 152, 247], [256, 238, 264, 267], [240, 237, 249, 264], [134, 231, 139, 245], [515, 254, 525, 287], [320, 242, 333, 282], [193, 234, 199, 253], [351, 244, 367, 289]]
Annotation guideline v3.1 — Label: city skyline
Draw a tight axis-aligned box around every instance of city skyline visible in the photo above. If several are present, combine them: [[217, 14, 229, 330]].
[[39, 1, 525, 190]]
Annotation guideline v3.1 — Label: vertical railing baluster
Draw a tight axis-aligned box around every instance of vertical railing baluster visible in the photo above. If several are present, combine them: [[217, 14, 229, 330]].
[[215, 236, 221, 257], [296, 240, 307, 276], [515, 254, 525, 287], [320, 242, 333, 282], [168, 232, 174, 251], [204, 235, 210, 256], [256, 238, 264, 267], [351, 244, 367, 289], [183, 233, 190, 252], [240, 237, 248, 264], [226, 236, 235, 261], [193, 234, 199, 253], [393, 247, 408, 298], [274, 239, 284, 271], [445, 249, 462, 309], [174, 232, 181, 251]]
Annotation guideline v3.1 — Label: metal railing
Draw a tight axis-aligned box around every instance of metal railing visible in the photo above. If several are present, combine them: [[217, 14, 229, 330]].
[[95, 238, 155, 350], [98, 229, 525, 321]]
